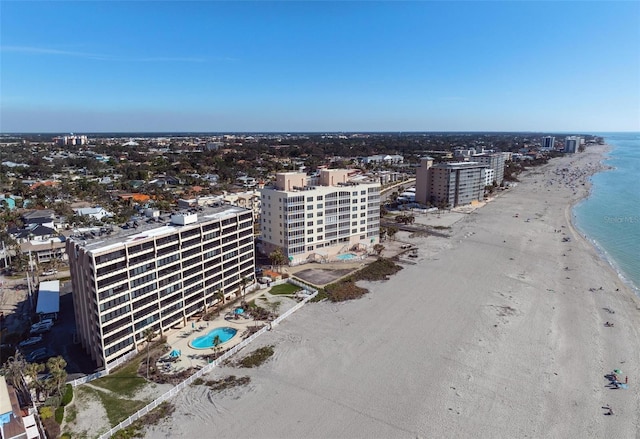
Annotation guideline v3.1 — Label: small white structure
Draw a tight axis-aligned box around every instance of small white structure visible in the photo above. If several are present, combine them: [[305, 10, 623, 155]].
[[73, 206, 113, 221], [36, 280, 60, 320]]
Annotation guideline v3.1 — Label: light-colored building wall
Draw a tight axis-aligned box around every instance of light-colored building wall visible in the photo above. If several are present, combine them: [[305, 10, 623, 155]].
[[416, 160, 486, 207], [564, 136, 581, 153], [260, 171, 380, 265], [67, 206, 254, 368], [276, 172, 308, 191], [471, 152, 505, 185], [483, 168, 495, 187]]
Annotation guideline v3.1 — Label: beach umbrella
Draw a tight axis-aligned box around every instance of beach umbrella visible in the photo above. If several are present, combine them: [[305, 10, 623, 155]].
[[614, 369, 622, 374], [169, 349, 180, 358]]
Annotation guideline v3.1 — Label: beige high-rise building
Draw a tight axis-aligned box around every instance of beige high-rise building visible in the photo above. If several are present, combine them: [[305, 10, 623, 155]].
[[415, 158, 487, 208], [259, 170, 380, 265], [67, 206, 254, 368]]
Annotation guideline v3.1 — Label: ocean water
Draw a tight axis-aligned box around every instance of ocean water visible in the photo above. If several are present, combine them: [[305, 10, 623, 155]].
[[573, 132, 640, 295]]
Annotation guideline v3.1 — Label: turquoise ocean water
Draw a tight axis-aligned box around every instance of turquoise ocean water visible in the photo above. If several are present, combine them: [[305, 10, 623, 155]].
[[573, 132, 640, 295]]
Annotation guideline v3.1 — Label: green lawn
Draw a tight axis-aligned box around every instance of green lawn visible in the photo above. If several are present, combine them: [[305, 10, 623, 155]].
[[80, 386, 148, 426], [268, 283, 300, 296], [90, 358, 147, 398]]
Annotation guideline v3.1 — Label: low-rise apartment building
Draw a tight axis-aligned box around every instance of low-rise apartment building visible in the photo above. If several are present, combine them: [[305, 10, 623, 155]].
[[259, 170, 380, 265], [67, 206, 254, 368]]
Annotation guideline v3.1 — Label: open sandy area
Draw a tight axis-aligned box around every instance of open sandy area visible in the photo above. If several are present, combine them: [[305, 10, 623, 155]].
[[145, 144, 640, 438]]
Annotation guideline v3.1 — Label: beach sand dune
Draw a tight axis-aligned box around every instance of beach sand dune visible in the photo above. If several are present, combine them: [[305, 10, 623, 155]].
[[147, 145, 640, 438]]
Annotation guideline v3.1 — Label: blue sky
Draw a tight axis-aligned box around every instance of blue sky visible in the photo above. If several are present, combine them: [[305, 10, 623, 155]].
[[1, 1, 639, 133]]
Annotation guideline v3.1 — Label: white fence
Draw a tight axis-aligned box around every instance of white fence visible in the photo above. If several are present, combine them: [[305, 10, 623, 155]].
[[97, 283, 318, 439], [69, 349, 139, 387]]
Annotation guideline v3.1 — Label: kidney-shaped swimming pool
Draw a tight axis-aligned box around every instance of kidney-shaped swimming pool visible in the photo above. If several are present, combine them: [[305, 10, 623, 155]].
[[189, 326, 238, 349]]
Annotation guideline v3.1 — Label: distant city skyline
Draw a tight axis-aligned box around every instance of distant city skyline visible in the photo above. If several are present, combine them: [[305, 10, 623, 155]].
[[1, 1, 639, 133]]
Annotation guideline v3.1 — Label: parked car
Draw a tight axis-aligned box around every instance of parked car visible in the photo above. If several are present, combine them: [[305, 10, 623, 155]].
[[30, 319, 54, 335], [18, 336, 43, 348], [26, 348, 53, 363], [41, 269, 58, 276]]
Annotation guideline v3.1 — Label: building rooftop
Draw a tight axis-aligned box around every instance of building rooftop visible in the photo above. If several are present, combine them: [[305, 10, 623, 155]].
[[69, 205, 249, 254], [432, 161, 488, 169]]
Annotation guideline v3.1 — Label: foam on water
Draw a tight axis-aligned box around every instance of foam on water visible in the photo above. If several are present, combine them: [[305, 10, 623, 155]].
[[573, 132, 640, 295]]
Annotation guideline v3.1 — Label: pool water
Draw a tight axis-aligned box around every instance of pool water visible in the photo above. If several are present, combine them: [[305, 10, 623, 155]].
[[337, 253, 357, 261], [190, 327, 238, 349]]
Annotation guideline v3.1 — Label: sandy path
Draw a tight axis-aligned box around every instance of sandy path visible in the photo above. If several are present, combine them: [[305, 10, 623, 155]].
[[146, 145, 640, 439]]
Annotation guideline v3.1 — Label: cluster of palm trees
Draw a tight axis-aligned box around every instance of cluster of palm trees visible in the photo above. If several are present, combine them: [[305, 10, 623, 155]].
[[1, 352, 68, 403], [395, 214, 416, 225]]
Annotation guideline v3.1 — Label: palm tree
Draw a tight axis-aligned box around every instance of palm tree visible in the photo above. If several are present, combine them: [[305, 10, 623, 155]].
[[23, 362, 45, 399], [46, 356, 67, 397], [142, 327, 155, 378], [213, 289, 225, 309], [269, 248, 287, 272], [212, 335, 222, 359], [387, 226, 398, 241], [1, 353, 27, 395], [373, 244, 385, 256], [240, 276, 251, 300]]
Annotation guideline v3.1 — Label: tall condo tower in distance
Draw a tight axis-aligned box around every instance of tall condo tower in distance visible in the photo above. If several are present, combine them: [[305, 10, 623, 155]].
[[564, 136, 581, 153], [542, 136, 556, 150]]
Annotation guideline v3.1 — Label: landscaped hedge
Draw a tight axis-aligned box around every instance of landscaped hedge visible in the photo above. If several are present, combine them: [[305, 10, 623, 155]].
[[55, 406, 65, 424], [61, 384, 73, 406]]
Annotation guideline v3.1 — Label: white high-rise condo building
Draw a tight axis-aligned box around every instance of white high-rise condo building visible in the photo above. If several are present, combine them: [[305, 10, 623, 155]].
[[541, 136, 555, 150], [67, 206, 254, 368], [259, 170, 380, 265], [564, 136, 580, 153]]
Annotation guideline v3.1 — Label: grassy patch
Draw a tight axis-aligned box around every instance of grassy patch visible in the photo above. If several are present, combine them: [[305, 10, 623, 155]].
[[431, 225, 451, 230], [82, 386, 148, 426], [238, 345, 275, 368], [351, 258, 402, 282], [322, 258, 402, 302], [325, 280, 368, 302], [112, 402, 175, 439], [309, 288, 327, 302], [64, 404, 77, 424], [269, 283, 300, 295], [90, 358, 147, 398], [197, 375, 251, 392]]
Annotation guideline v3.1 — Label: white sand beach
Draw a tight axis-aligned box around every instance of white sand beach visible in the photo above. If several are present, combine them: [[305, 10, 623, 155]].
[[146, 145, 640, 438]]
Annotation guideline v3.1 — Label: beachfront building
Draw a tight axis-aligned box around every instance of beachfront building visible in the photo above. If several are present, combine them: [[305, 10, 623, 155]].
[[259, 170, 380, 265], [564, 136, 581, 153], [471, 152, 506, 185], [415, 158, 487, 208], [541, 136, 556, 151], [67, 206, 255, 368]]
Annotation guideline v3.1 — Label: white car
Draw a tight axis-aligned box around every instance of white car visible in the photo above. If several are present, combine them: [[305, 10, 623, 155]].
[[30, 319, 54, 334], [42, 270, 58, 276], [19, 336, 43, 347]]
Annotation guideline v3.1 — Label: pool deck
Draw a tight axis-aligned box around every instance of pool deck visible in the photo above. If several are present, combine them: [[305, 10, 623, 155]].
[[156, 287, 297, 374]]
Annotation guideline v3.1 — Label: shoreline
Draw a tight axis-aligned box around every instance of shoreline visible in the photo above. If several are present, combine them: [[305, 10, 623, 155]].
[[567, 144, 640, 296], [143, 145, 640, 438]]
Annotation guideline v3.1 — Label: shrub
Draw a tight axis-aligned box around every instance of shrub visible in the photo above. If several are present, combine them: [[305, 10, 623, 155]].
[[60, 434, 72, 439], [55, 406, 65, 424], [39, 406, 54, 420], [239, 346, 274, 368], [61, 384, 73, 406]]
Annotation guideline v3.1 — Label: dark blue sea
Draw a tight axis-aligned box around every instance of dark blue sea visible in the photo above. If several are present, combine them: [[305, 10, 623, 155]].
[[573, 132, 640, 294]]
